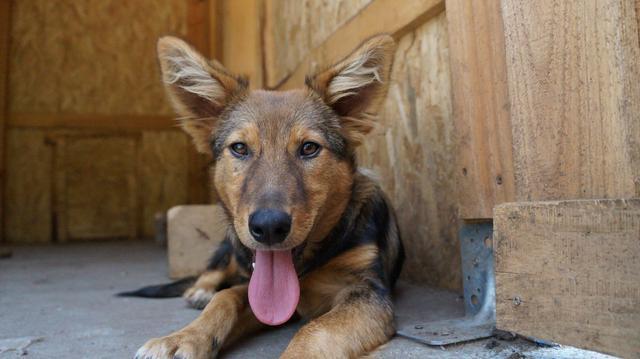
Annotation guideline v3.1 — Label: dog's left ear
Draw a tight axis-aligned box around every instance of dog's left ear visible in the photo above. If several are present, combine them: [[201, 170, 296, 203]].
[[306, 34, 396, 146]]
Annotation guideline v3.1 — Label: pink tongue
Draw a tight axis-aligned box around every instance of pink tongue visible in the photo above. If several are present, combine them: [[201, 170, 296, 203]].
[[248, 250, 300, 326]]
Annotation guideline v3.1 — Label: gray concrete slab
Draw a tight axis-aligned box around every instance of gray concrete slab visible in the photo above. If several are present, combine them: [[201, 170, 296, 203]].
[[0, 241, 616, 358]]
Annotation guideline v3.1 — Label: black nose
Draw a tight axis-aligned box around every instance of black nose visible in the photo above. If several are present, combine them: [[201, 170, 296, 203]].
[[248, 209, 292, 245]]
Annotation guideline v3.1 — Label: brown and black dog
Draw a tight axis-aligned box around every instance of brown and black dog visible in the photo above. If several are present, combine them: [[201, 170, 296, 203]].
[[129, 34, 404, 358]]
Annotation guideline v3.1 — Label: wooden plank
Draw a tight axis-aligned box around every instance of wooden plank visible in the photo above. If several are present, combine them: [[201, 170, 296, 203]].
[[501, 0, 640, 202], [8, 0, 187, 115], [139, 131, 189, 238], [446, 0, 515, 219], [186, 0, 211, 59], [209, 0, 223, 61], [5, 129, 52, 243], [186, 0, 214, 204], [262, 0, 373, 88], [221, 0, 264, 88], [358, 13, 460, 290], [167, 205, 226, 278], [8, 113, 177, 131], [494, 199, 640, 358], [57, 134, 139, 241], [274, 0, 444, 90], [0, 0, 11, 241]]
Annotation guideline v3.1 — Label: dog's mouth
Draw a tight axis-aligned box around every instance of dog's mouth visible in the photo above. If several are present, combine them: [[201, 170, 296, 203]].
[[248, 247, 301, 326]]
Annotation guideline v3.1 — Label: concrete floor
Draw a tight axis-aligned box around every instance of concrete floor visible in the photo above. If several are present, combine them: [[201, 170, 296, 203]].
[[0, 241, 616, 358]]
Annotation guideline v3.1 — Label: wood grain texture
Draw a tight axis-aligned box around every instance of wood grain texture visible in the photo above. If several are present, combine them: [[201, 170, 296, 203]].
[[274, 0, 444, 90], [5, 129, 52, 243], [494, 199, 640, 359], [139, 131, 190, 238], [8, 0, 187, 115], [263, 0, 372, 87], [57, 134, 138, 240], [186, 0, 214, 205], [221, 0, 264, 88], [446, 0, 515, 219], [359, 13, 459, 290], [501, 0, 640, 202]]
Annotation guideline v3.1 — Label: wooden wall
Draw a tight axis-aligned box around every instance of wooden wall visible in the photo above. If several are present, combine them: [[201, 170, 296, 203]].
[[359, 13, 459, 288], [4, 0, 208, 242], [261, 0, 459, 290], [449, 0, 640, 220], [264, 0, 373, 87]]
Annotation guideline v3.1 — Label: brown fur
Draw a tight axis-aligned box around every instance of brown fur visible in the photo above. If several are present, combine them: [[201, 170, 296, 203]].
[[136, 34, 403, 359]]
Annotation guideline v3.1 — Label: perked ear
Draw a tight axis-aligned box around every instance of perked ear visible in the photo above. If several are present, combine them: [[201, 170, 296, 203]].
[[157, 36, 247, 154], [305, 34, 396, 146]]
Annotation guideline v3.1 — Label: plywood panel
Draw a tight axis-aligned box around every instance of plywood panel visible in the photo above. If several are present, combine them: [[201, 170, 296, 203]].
[[359, 13, 459, 289], [8, 0, 187, 115], [139, 131, 190, 238], [494, 199, 640, 359], [58, 134, 138, 240], [446, 0, 515, 219], [502, 0, 640, 202], [5, 129, 52, 243], [275, 0, 444, 90], [264, 0, 372, 87]]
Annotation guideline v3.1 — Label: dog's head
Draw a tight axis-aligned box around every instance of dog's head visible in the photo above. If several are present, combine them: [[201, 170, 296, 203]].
[[157, 35, 395, 253]]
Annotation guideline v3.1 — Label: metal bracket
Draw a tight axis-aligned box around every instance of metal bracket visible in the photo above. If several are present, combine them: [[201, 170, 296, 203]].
[[397, 222, 496, 345]]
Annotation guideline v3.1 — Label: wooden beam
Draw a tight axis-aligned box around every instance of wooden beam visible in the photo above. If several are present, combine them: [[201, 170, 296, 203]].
[[446, 0, 515, 219], [7, 113, 177, 131], [494, 199, 640, 359], [0, 0, 11, 241], [273, 0, 444, 90], [501, 0, 640, 202], [186, 0, 214, 205], [186, 0, 211, 57], [221, 0, 264, 89]]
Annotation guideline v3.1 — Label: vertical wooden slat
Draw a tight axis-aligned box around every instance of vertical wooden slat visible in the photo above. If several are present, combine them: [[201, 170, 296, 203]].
[[501, 0, 640, 202], [0, 0, 12, 240], [186, 0, 213, 204], [221, 0, 264, 88], [209, 0, 223, 61], [446, 0, 515, 220]]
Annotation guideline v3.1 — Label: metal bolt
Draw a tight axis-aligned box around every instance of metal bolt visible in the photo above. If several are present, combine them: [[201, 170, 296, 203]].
[[513, 296, 522, 306], [414, 325, 423, 330]]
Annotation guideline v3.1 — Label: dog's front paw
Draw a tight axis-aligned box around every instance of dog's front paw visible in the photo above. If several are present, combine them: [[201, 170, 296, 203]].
[[183, 287, 215, 309], [135, 330, 212, 359]]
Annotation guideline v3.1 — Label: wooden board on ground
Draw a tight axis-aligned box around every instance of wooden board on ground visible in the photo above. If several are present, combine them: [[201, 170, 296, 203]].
[[168, 205, 227, 278], [494, 199, 640, 359]]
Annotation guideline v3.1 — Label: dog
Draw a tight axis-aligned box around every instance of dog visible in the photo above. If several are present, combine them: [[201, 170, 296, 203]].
[[128, 33, 404, 359]]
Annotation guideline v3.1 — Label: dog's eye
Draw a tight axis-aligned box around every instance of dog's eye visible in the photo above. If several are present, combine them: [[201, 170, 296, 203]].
[[299, 142, 321, 159], [229, 142, 249, 157]]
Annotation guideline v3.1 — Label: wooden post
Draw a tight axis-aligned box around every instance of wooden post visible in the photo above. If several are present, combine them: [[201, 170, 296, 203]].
[[221, 0, 264, 88], [186, 0, 214, 204], [445, 0, 516, 220]]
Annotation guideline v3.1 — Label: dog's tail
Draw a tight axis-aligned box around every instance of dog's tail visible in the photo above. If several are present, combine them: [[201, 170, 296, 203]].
[[117, 276, 196, 298]]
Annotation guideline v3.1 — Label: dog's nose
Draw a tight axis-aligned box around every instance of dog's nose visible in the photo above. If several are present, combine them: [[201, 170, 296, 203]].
[[248, 209, 292, 245]]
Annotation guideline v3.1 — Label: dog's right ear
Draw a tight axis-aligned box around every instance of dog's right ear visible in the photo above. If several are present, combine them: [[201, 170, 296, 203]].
[[157, 36, 247, 154]]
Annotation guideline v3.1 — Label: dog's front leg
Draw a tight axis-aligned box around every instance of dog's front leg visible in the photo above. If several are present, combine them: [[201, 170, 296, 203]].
[[282, 288, 395, 359], [135, 284, 259, 359]]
